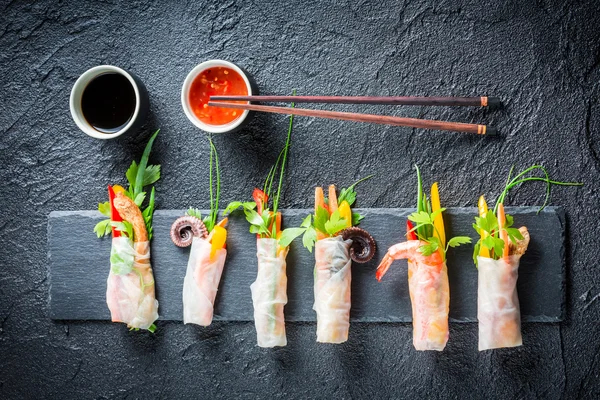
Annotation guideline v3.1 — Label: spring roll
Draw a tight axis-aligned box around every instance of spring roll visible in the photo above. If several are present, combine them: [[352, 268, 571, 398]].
[[183, 237, 227, 326], [477, 226, 529, 350], [377, 240, 449, 351], [313, 236, 352, 344], [106, 193, 158, 330], [251, 238, 288, 347]]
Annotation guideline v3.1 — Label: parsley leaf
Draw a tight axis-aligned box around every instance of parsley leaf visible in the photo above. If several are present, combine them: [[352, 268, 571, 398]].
[[186, 208, 203, 220], [302, 225, 317, 252], [278, 227, 306, 248], [418, 237, 439, 256], [313, 206, 329, 234], [352, 212, 364, 226], [447, 236, 472, 248], [324, 210, 347, 236], [98, 202, 111, 217], [408, 211, 432, 225], [337, 175, 373, 206], [94, 219, 112, 238], [142, 165, 161, 187]]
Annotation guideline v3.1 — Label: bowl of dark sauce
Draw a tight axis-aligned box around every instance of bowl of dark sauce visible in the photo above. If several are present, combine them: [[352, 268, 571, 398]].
[[70, 65, 149, 139]]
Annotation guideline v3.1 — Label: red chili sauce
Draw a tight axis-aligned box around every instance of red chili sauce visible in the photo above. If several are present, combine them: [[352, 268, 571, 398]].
[[189, 67, 248, 125]]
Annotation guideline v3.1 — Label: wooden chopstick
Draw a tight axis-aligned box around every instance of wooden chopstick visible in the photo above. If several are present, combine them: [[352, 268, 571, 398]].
[[210, 95, 500, 107], [207, 101, 496, 135]]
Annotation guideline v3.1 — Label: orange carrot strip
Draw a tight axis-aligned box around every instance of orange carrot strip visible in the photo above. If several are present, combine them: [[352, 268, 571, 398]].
[[328, 184, 338, 214]]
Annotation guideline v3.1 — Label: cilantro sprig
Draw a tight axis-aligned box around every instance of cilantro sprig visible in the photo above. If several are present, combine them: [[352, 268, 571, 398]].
[[94, 130, 161, 240]]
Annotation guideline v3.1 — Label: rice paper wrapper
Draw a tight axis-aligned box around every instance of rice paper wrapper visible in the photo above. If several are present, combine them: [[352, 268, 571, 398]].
[[477, 255, 522, 351], [408, 258, 449, 351], [183, 237, 227, 326], [251, 238, 288, 348], [313, 236, 352, 344], [106, 237, 159, 330]]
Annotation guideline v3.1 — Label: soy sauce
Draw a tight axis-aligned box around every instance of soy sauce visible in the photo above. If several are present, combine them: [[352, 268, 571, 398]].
[[81, 73, 136, 133]]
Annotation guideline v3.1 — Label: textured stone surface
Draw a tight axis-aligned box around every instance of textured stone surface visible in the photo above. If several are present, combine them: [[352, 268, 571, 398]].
[[48, 207, 565, 323], [1, 0, 599, 398]]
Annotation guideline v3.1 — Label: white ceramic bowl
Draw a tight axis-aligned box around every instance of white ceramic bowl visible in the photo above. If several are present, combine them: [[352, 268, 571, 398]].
[[70, 65, 148, 139], [181, 60, 252, 133]]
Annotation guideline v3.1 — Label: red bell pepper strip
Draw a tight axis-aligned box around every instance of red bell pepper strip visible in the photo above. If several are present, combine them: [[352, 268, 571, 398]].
[[108, 185, 123, 238], [406, 220, 418, 241]]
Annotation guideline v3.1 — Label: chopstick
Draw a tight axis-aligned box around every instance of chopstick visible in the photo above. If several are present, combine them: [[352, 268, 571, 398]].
[[207, 101, 496, 135], [210, 95, 500, 107]]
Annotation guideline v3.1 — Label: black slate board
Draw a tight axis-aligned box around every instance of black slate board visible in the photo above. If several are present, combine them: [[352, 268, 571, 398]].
[[47, 207, 565, 323]]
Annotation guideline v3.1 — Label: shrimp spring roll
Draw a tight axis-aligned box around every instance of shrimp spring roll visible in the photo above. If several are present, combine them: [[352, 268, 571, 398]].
[[303, 179, 375, 344], [94, 130, 161, 332], [473, 165, 580, 350], [376, 166, 471, 351], [170, 140, 228, 327]]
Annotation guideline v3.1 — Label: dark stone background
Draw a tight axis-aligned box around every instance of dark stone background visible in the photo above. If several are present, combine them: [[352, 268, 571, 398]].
[[0, 0, 599, 398]]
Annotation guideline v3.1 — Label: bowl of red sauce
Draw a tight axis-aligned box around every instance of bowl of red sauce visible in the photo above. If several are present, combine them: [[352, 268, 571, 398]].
[[182, 60, 254, 133]]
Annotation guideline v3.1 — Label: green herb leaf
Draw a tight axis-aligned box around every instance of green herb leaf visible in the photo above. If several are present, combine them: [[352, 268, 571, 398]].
[[203, 215, 215, 234], [142, 165, 161, 187], [408, 211, 432, 225], [313, 206, 329, 234], [301, 214, 312, 228], [134, 192, 146, 207], [417, 240, 439, 256], [142, 187, 156, 240], [352, 212, 364, 226], [324, 210, 348, 236], [94, 219, 112, 238], [133, 130, 160, 198], [278, 227, 306, 248], [505, 213, 514, 228], [186, 208, 203, 220], [302, 226, 317, 252], [506, 227, 524, 244], [147, 324, 157, 333], [98, 202, 111, 217], [244, 208, 265, 227], [126, 160, 138, 191], [447, 236, 472, 248], [224, 201, 256, 215], [337, 175, 373, 206]]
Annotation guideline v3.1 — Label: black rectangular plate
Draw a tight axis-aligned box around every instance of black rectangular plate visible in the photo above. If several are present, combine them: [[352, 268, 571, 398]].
[[48, 207, 565, 323]]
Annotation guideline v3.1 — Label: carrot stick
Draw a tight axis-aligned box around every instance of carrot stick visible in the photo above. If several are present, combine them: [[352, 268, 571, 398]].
[[275, 212, 282, 238], [315, 187, 325, 214], [328, 185, 338, 214]]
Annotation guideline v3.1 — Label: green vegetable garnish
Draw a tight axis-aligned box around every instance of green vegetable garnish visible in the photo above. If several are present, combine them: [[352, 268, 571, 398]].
[[407, 166, 471, 260], [472, 164, 582, 265], [94, 129, 161, 240]]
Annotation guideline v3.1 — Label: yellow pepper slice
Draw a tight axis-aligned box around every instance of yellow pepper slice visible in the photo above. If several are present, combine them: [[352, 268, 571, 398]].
[[112, 184, 126, 195], [430, 182, 445, 248], [338, 200, 352, 228], [478, 195, 490, 258], [210, 225, 227, 260]]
